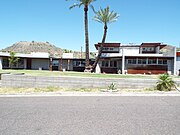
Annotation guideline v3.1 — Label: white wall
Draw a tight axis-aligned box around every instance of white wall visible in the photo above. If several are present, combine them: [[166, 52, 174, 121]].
[[121, 47, 139, 55], [176, 57, 180, 75], [0, 57, 2, 70], [31, 59, 49, 70]]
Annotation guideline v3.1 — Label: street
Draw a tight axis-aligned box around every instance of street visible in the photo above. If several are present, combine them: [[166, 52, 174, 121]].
[[0, 96, 180, 135]]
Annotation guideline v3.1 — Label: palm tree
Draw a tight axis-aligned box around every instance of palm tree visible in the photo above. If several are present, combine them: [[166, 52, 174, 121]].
[[8, 52, 19, 69], [66, 0, 96, 71], [91, 6, 119, 72]]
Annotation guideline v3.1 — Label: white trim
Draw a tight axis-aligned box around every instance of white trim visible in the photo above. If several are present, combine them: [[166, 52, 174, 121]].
[[0, 52, 49, 58]]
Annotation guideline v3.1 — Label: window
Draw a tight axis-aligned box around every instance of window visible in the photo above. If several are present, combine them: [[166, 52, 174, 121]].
[[102, 47, 116, 51], [101, 60, 109, 67], [18, 58, 24, 68], [52, 60, 59, 66], [103, 47, 109, 51], [105, 61, 109, 67], [148, 59, 156, 64], [127, 59, 136, 64], [158, 59, 163, 64], [73, 61, 85, 67], [142, 47, 155, 52], [163, 60, 167, 65], [138, 59, 146, 64], [2, 58, 9, 68], [101, 60, 117, 68], [110, 61, 117, 67], [158, 59, 167, 65]]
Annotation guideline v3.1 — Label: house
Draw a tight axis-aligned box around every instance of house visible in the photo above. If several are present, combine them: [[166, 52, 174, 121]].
[[176, 52, 180, 75], [95, 43, 176, 75], [0, 41, 177, 75], [0, 52, 94, 72]]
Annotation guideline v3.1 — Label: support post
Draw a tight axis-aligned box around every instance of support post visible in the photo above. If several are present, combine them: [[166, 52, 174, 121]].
[[0, 57, 2, 70], [122, 48, 125, 74]]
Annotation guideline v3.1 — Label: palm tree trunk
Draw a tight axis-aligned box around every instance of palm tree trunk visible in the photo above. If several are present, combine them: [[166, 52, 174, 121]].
[[84, 5, 90, 70], [91, 25, 108, 72]]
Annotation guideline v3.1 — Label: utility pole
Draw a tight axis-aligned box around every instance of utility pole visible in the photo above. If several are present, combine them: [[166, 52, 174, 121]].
[[81, 46, 82, 59]]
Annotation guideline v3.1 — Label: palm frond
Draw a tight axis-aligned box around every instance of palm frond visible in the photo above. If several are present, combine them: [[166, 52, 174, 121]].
[[69, 3, 80, 9], [68, 0, 96, 9], [93, 6, 119, 25]]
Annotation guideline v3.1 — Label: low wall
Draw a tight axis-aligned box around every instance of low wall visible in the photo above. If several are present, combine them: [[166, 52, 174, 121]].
[[1, 74, 162, 89]]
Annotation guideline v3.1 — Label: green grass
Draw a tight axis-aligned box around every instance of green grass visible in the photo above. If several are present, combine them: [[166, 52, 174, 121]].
[[0, 69, 158, 79]]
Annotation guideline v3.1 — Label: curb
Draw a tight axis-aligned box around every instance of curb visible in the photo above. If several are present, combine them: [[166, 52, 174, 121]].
[[0, 92, 180, 97]]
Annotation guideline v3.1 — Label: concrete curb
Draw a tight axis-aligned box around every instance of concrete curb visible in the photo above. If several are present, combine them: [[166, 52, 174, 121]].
[[0, 91, 180, 97]]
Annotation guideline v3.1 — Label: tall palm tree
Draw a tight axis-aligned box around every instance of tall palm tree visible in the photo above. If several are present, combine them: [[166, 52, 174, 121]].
[[91, 6, 119, 72], [66, 0, 96, 71]]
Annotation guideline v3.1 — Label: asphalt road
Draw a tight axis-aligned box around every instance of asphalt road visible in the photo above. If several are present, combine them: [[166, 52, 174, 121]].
[[0, 96, 180, 135]]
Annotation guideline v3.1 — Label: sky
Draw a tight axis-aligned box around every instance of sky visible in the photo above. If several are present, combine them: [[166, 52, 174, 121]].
[[0, 0, 180, 52]]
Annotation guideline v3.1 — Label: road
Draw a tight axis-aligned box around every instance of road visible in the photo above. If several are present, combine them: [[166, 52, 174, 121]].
[[0, 96, 180, 135]]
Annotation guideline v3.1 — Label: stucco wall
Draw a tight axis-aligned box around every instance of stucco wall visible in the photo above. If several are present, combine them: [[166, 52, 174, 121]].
[[31, 59, 49, 70], [176, 57, 180, 75], [122, 47, 139, 55]]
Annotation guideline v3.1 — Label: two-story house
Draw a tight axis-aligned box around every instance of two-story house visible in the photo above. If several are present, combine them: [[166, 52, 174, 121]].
[[95, 43, 176, 75]]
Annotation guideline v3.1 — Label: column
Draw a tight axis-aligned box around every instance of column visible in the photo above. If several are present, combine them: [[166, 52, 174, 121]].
[[49, 58, 52, 71], [95, 62, 101, 73], [0, 57, 2, 70], [174, 47, 177, 75], [122, 48, 125, 74], [24, 58, 27, 69]]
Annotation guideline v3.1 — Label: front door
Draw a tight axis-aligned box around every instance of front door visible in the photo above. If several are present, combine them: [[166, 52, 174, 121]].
[[26, 58, 32, 69]]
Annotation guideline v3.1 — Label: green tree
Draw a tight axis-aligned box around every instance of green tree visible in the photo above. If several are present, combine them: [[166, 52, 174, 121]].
[[156, 74, 175, 91], [91, 6, 119, 72], [66, 0, 96, 71], [8, 52, 19, 69]]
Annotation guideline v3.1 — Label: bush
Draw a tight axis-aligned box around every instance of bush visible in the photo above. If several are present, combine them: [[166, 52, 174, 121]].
[[156, 74, 175, 91]]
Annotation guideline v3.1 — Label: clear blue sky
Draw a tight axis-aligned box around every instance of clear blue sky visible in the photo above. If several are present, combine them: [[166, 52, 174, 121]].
[[0, 0, 180, 52]]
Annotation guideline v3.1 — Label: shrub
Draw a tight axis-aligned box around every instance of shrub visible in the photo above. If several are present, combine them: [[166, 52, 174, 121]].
[[108, 83, 117, 91], [156, 74, 175, 91]]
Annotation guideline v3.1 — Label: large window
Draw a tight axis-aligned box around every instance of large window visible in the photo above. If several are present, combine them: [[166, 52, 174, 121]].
[[17, 58, 24, 68], [2, 58, 9, 68], [73, 61, 85, 67], [102, 60, 109, 67], [138, 59, 147, 64], [52, 60, 59, 66], [127, 59, 136, 64], [158, 59, 167, 65], [148, 59, 157, 64], [101, 60, 117, 68]]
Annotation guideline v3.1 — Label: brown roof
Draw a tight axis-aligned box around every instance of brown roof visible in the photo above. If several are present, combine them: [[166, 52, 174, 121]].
[[95, 43, 121, 50], [141, 43, 167, 47]]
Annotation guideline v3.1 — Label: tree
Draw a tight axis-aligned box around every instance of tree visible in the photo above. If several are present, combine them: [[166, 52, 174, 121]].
[[91, 6, 119, 72], [66, 0, 96, 71], [8, 52, 19, 69], [156, 73, 175, 91]]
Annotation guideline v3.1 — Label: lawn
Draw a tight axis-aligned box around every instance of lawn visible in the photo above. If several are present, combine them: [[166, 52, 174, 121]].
[[0, 69, 158, 79]]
